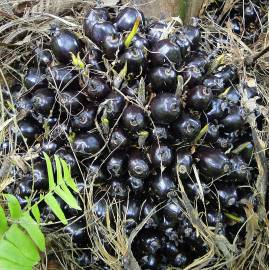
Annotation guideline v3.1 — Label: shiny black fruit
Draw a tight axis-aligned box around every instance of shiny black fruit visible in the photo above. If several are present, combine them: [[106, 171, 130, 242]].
[[64, 220, 88, 247], [83, 160, 107, 183], [32, 88, 55, 116], [18, 116, 42, 141], [59, 89, 84, 114], [102, 33, 124, 60], [70, 104, 96, 131], [149, 66, 177, 93], [151, 125, 171, 142], [16, 177, 32, 197], [203, 76, 225, 94], [41, 139, 61, 155], [127, 175, 144, 193], [48, 65, 79, 89], [151, 172, 176, 199], [173, 253, 189, 267], [150, 93, 180, 124], [175, 149, 192, 178], [183, 65, 203, 86], [122, 105, 147, 132], [186, 85, 213, 110], [220, 105, 244, 132], [121, 81, 139, 97], [230, 155, 251, 182], [24, 68, 48, 90], [196, 147, 231, 178], [214, 183, 238, 207], [171, 114, 201, 142], [90, 22, 116, 46], [109, 127, 128, 150], [171, 32, 191, 58], [151, 39, 182, 68], [51, 29, 83, 64], [84, 8, 110, 38], [119, 47, 147, 76], [128, 151, 150, 179], [33, 48, 53, 67], [147, 21, 167, 45], [105, 92, 125, 120], [106, 151, 127, 177], [15, 94, 33, 111], [108, 179, 128, 199], [150, 143, 174, 168], [115, 7, 145, 32], [85, 77, 111, 102], [205, 123, 219, 143], [181, 25, 201, 47], [33, 161, 49, 190], [73, 132, 103, 156], [86, 48, 105, 71], [214, 65, 236, 85], [132, 34, 149, 49], [206, 98, 228, 121], [162, 198, 182, 224], [140, 254, 158, 269], [139, 230, 161, 254]]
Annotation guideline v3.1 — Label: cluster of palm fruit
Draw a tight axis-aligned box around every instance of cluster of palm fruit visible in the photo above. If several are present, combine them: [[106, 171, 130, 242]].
[[1, 4, 261, 269], [205, 0, 268, 44]]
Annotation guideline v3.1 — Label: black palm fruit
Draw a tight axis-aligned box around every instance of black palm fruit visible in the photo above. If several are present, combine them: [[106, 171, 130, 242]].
[[230, 155, 251, 182], [119, 47, 147, 77], [220, 105, 244, 132], [51, 29, 84, 64], [86, 48, 105, 72], [48, 65, 79, 89], [73, 132, 103, 156], [186, 85, 213, 110], [84, 8, 110, 38], [109, 127, 129, 150], [24, 68, 48, 90], [151, 172, 176, 199], [102, 33, 124, 60], [150, 143, 174, 168], [32, 88, 56, 116], [122, 105, 147, 132], [105, 92, 125, 120], [106, 151, 127, 177], [70, 104, 96, 131], [175, 148, 192, 178], [196, 147, 231, 178], [181, 25, 201, 48], [171, 114, 201, 142], [115, 7, 145, 32], [90, 22, 116, 46], [33, 48, 53, 67], [85, 77, 111, 102], [146, 21, 167, 45], [128, 151, 150, 179], [150, 93, 180, 124], [150, 39, 182, 68], [149, 66, 177, 93]]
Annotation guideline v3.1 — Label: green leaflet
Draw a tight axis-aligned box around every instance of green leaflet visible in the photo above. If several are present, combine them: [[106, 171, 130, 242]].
[[0, 239, 34, 266], [54, 155, 63, 185], [4, 194, 22, 220], [44, 193, 67, 225], [60, 158, 79, 193], [31, 202, 41, 223], [43, 152, 56, 189], [5, 224, 40, 263], [20, 214, 45, 252], [54, 186, 81, 210], [0, 258, 31, 270], [0, 206, 8, 237]]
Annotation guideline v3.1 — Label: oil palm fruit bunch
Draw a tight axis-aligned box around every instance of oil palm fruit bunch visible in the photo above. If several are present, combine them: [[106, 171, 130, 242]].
[[205, 0, 268, 44], [2, 4, 262, 270]]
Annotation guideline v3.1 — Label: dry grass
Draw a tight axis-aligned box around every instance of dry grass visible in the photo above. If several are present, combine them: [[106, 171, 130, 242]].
[[0, 1, 269, 270]]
